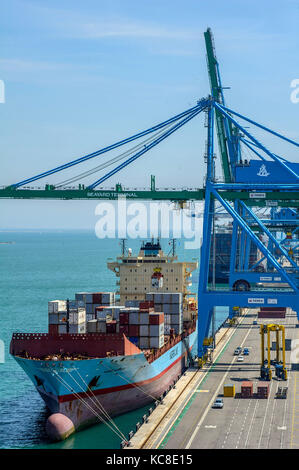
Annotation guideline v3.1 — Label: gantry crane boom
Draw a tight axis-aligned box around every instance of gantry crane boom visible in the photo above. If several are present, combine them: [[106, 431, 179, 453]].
[[204, 28, 233, 183]]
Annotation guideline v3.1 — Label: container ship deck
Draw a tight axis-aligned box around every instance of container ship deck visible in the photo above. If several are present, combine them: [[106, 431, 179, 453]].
[[10, 239, 199, 441]]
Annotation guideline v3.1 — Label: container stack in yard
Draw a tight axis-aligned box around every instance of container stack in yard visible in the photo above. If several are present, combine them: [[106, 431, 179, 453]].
[[258, 307, 287, 319], [257, 382, 270, 398], [223, 384, 235, 397], [241, 381, 253, 398]]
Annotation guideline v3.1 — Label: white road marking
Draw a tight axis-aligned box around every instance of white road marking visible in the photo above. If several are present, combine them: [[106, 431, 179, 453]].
[[185, 322, 253, 449]]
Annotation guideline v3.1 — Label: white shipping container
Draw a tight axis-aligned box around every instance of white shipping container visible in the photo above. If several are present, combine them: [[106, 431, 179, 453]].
[[48, 313, 59, 324], [149, 323, 164, 337], [48, 300, 67, 314], [150, 335, 164, 349], [87, 319, 98, 333], [139, 337, 150, 349], [140, 325, 149, 336], [69, 310, 86, 325]]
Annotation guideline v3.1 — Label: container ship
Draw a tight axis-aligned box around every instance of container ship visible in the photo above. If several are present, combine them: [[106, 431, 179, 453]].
[[10, 239, 198, 441]]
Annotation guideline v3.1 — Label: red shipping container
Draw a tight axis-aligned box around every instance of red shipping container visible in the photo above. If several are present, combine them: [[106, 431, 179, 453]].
[[260, 307, 286, 312], [92, 293, 103, 303], [119, 312, 129, 325], [48, 324, 59, 335], [119, 325, 129, 335], [241, 381, 253, 398], [106, 321, 117, 333], [257, 382, 269, 398], [149, 313, 164, 325], [139, 301, 154, 309], [258, 311, 285, 319], [129, 325, 139, 337]]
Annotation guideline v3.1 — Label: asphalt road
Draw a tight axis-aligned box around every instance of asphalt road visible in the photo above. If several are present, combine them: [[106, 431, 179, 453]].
[[154, 309, 299, 449]]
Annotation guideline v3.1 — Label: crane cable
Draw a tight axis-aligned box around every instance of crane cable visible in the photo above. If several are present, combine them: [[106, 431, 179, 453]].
[[65, 368, 126, 439], [101, 362, 162, 403], [55, 119, 176, 188], [52, 370, 127, 442]]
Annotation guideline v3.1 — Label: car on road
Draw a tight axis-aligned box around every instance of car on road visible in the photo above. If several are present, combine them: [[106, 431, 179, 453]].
[[237, 355, 244, 362], [212, 398, 224, 409], [253, 320, 258, 325], [234, 347, 242, 355], [243, 348, 250, 355]]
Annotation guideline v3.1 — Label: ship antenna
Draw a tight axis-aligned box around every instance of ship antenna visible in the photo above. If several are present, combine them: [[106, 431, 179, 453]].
[[172, 238, 176, 256], [120, 239, 127, 256]]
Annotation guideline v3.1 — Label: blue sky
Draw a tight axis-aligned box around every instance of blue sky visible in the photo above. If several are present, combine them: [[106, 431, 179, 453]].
[[1, 0, 299, 229]]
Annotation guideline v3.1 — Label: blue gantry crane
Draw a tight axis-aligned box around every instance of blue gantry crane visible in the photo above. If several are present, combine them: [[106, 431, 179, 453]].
[[196, 30, 299, 363], [1, 29, 298, 365]]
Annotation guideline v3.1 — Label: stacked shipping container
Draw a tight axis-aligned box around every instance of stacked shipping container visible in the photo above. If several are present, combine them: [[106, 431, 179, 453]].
[[146, 292, 183, 334], [48, 300, 86, 334]]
